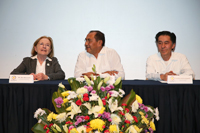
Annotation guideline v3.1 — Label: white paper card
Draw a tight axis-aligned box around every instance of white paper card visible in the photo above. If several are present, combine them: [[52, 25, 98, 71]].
[[9, 75, 34, 83], [167, 75, 193, 84]]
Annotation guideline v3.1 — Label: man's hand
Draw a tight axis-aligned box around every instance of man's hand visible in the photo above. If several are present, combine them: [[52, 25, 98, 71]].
[[82, 72, 99, 79], [102, 70, 118, 76], [30, 73, 37, 80], [160, 71, 177, 81], [35, 73, 49, 80]]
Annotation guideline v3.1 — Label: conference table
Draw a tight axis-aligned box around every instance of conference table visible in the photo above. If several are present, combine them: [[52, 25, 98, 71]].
[[0, 79, 200, 133]]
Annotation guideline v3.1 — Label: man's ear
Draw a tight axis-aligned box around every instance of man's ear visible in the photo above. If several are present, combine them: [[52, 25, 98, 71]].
[[98, 40, 103, 46], [172, 43, 176, 51]]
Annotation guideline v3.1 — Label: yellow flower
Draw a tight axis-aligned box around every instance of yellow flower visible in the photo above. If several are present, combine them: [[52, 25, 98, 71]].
[[53, 114, 57, 119], [136, 95, 143, 104], [141, 115, 149, 125], [66, 106, 72, 111], [133, 125, 142, 132], [109, 125, 117, 133], [61, 91, 69, 97], [139, 111, 144, 116], [63, 98, 69, 103], [70, 128, 78, 133], [98, 107, 105, 114], [150, 121, 156, 131], [47, 112, 57, 121], [90, 119, 105, 131]]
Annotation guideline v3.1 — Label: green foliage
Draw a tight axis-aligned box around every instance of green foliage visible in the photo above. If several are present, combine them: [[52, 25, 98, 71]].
[[32, 123, 46, 133]]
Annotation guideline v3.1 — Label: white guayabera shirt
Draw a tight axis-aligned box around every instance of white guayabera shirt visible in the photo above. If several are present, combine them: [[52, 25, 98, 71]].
[[146, 52, 195, 81], [74, 47, 125, 79]]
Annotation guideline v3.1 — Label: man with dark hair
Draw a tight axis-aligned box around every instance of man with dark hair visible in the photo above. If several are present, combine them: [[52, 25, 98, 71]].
[[146, 31, 195, 81], [74, 30, 125, 79]]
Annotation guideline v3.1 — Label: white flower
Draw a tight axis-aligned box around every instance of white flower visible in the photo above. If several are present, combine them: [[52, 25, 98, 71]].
[[58, 82, 65, 89], [126, 125, 137, 133], [34, 108, 46, 118], [110, 114, 122, 125], [66, 102, 81, 119], [119, 89, 125, 97], [154, 107, 160, 121], [148, 107, 154, 113], [108, 76, 115, 85], [89, 93, 99, 101], [77, 125, 86, 133], [67, 91, 77, 99], [83, 102, 102, 118], [38, 119, 42, 123], [109, 90, 119, 97], [63, 124, 68, 133], [131, 100, 139, 113], [125, 113, 134, 122], [108, 98, 123, 113], [76, 77, 85, 82], [56, 112, 67, 123], [76, 87, 88, 95], [94, 131, 101, 133]]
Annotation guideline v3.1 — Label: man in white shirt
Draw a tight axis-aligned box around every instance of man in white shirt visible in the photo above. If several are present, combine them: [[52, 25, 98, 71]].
[[74, 30, 125, 79], [146, 31, 195, 81]]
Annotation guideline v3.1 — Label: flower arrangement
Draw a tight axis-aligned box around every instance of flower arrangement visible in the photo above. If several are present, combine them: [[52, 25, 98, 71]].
[[32, 67, 159, 133]]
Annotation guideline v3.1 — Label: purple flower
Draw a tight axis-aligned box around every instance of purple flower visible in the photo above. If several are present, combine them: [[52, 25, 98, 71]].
[[91, 90, 96, 94], [102, 112, 110, 119], [144, 106, 148, 112], [145, 114, 148, 118], [110, 85, 114, 89], [87, 86, 93, 91], [54, 97, 63, 105], [100, 87, 106, 92], [105, 86, 111, 91]]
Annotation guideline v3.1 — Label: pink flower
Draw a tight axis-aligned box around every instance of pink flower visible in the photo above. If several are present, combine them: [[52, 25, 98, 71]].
[[87, 86, 93, 91], [91, 90, 96, 94], [110, 85, 114, 89], [54, 97, 63, 105], [101, 87, 106, 92], [105, 86, 111, 91], [69, 125, 74, 130], [56, 105, 61, 108]]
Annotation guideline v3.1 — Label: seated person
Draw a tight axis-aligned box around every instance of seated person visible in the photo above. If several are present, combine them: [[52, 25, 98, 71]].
[[11, 36, 65, 80], [146, 31, 195, 81], [74, 30, 125, 79]]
